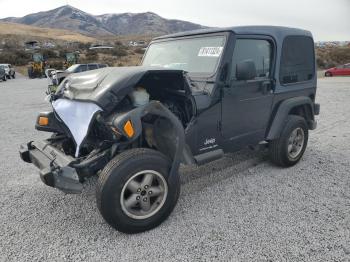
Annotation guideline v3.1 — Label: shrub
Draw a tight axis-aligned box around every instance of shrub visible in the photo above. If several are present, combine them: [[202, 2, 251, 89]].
[[41, 49, 59, 59], [111, 47, 128, 57], [85, 50, 98, 61], [0, 50, 31, 66], [134, 48, 145, 54], [316, 46, 350, 69], [48, 61, 64, 70]]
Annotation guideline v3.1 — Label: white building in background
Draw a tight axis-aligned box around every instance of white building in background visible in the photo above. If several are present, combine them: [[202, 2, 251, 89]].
[[43, 42, 56, 48], [128, 41, 148, 47], [89, 44, 114, 50]]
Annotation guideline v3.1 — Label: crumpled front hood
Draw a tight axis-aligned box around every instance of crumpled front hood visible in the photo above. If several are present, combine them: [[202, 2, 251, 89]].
[[55, 66, 184, 112]]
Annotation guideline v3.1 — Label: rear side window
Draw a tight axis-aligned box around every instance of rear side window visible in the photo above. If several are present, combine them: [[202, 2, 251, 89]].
[[280, 36, 315, 84], [88, 64, 98, 70], [99, 64, 107, 68]]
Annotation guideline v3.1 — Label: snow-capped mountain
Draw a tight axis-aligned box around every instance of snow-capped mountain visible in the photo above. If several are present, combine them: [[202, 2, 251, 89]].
[[2, 5, 206, 36]]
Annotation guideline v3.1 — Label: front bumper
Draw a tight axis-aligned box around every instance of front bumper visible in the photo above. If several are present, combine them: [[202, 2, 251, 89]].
[[20, 141, 83, 194]]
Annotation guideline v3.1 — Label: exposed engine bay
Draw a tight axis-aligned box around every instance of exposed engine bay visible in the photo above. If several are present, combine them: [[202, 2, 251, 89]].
[[49, 71, 195, 166], [125, 72, 195, 126]]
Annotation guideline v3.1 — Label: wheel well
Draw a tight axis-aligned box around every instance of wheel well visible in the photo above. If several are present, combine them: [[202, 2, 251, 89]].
[[141, 117, 176, 160], [266, 97, 316, 140], [289, 104, 314, 126], [141, 116, 194, 165]]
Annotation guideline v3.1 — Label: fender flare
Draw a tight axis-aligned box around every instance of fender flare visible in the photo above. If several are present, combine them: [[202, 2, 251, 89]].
[[112, 101, 195, 183], [266, 97, 315, 140]]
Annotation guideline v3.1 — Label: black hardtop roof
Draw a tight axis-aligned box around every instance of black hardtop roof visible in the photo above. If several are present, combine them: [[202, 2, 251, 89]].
[[154, 26, 313, 40]]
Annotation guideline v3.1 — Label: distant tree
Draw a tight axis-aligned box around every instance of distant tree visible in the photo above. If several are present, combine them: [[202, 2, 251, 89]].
[[85, 50, 98, 61], [134, 48, 145, 54]]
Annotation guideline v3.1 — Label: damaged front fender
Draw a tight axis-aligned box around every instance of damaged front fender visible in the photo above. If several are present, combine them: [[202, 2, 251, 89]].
[[113, 101, 195, 180]]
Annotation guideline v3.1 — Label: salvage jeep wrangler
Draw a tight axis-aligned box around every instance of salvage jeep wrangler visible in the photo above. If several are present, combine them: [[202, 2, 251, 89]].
[[20, 26, 320, 233]]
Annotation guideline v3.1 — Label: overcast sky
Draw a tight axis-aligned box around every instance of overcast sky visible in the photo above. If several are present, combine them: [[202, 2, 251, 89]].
[[0, 0, 349, 41]]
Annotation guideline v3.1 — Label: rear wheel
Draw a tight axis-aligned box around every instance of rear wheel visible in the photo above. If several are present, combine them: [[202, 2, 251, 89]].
[[269, 115, 308, 167], [96, 148, 180, 233], [11, 73, 15, 79], [3, 76, 6, 81]]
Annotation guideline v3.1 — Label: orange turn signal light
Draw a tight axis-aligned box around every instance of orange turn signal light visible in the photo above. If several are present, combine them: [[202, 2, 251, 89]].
[[38, 116, 49, 126], [123, 120, 134, 138]]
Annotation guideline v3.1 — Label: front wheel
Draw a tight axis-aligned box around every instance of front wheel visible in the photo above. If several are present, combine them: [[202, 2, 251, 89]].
[[269, 115, 309, 167], [325, 72, 332, 77], [96, 148, 180, 233]]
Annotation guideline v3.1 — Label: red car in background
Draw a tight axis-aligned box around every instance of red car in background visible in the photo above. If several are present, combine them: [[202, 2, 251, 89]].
[[325, 63, 350, 76]]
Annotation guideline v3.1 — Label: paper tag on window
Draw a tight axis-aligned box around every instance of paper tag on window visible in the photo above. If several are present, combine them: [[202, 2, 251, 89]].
[[198, 47, 223, 57]]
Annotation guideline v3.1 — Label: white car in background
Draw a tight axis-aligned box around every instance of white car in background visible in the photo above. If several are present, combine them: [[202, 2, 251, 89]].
[[0, 64, 16, 79]]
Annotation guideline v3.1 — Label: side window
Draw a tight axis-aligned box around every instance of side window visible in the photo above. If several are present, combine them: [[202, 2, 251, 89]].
[[88, 64, 98, 70], [231, 39, 272, 80], [79, 65, 88, 72], [280, 36, 314, 84], [345, 64, 350, 69]]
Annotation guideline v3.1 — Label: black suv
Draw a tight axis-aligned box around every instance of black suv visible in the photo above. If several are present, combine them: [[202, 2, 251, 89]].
[[20, 26, 320, 233]]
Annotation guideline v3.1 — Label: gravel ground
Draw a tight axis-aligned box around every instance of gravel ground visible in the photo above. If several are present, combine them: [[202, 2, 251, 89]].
[[0, 76, 349, 261]]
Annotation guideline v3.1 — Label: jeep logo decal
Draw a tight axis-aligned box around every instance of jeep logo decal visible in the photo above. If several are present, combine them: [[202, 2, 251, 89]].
[[204, 138, 216, 145]]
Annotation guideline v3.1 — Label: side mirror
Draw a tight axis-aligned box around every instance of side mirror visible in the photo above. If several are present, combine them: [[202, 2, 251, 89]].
[[236, 60, 257, 81]]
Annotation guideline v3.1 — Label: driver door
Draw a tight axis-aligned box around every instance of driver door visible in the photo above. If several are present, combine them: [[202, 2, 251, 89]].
[[221, 37, 275, 147]]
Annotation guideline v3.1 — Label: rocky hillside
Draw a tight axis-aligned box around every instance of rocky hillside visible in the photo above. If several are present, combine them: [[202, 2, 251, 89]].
[[2, 5, 206, 36]]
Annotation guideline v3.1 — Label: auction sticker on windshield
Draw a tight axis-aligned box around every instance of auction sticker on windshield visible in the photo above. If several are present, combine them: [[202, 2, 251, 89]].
[[198, 47, 223, 57]]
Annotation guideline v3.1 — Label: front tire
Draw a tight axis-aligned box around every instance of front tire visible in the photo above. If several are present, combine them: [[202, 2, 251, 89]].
[[325, 72, 332, 77], [269, 115, 309, 167], [96, 148, 180, 234]]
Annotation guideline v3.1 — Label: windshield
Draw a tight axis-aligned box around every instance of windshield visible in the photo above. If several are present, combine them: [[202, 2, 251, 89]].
[[142, 35, 226, 74], [66, 64, 80, 73]]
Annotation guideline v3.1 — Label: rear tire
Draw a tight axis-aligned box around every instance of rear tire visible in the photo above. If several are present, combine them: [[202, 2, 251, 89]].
[[11, 73, 15, 79], [3, 76, 6, 81], [269, 115, 308, 167], [96, 148, 180, 234]]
